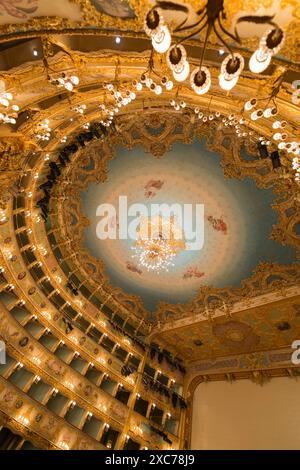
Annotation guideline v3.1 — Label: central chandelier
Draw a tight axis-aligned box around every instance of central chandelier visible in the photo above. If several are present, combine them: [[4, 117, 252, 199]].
[[144, 0, 285, 93], [131, 215, 185, 274]]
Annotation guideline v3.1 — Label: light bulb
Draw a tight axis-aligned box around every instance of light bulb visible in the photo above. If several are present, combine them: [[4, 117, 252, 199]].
[[154, 85, 162, 95], [136, 82, 142, 91], [65, 82, 73, 91], [218, 74, 238, 91], [70, 76, 79, 85], [263, 107, 272, 118], [244, 98, 257, 111], [172, 60, 190, 82], [249, 48, 271, 74], [165, 80, 173, 90], [152, 25, 171, 54], [1, 98, 9, 107]]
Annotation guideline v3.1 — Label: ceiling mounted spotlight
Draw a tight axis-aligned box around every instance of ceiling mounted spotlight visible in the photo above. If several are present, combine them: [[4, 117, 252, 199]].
[[144, 0, 285, 93]]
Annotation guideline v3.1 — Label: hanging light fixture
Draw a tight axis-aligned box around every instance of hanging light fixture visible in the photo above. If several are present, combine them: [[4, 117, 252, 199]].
[[144, 0, 285, 93], [166, 45, 189, 82], [249, 28, 285, 74], [144, 8, 171, 54], [219, 53, 244, 91], [249, 48, 272, 74], [190, 66, 211, 95]]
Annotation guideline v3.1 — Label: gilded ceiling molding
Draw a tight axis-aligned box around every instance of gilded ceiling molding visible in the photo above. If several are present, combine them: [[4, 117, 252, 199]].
[[0, 134, 36, 204]]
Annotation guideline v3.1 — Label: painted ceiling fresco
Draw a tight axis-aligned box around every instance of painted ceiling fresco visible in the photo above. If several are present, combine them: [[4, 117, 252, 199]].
[[154, 296, 300, 363], [0, 0, 82, 23], [81, 140, 296, 312], [91, 0, 135, 18]]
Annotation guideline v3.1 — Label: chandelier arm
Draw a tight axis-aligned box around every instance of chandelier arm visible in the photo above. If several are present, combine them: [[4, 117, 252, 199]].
[[199, 23, 212, 69], [213, 24, 235, 60], [174, 12, 206, 32], [175, 19, 208, 46], [217, 15, 241, 45]]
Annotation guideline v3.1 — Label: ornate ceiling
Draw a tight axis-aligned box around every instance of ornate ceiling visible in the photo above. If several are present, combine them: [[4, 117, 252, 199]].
[[60, 117, 297, 316], [0, 0, 299, 369]]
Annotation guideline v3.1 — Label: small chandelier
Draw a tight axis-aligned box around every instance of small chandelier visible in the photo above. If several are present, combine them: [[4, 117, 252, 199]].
[[48, 72, 79, 92], [131, 215, 185, 274], [144, 0, 285, 94], [0, 80, 19, 124], [34, 119, 51, 141]]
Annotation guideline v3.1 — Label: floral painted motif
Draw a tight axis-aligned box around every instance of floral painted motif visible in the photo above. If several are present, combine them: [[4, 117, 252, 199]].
[[207, 215, 228, 234], [144, 179, 164, 198], [126, 261, 142, 275], [183, 266, 205, 280], [91, 0, 135, 19], [0, 0, 38, 19]]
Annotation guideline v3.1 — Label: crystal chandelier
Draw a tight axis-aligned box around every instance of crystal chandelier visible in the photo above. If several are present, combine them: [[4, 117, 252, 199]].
[[144, 0, 285, 94], [132, 237, 177, 273], [131, 215, 185, 274]]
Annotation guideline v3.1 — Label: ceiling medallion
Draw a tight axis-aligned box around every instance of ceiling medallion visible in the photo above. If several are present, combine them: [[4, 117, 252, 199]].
[[131, 215, 185, 274], [144, 0, 285, 93]]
